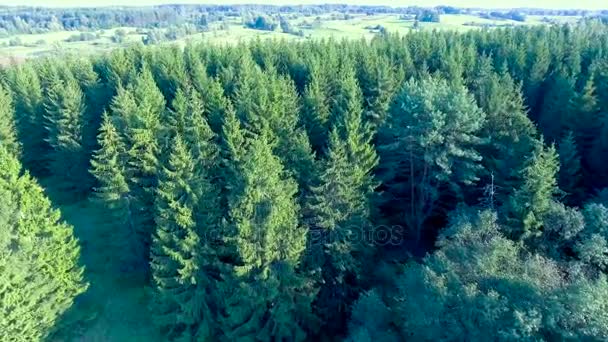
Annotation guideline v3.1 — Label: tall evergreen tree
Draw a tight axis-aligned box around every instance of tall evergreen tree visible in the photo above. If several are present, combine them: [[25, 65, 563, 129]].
[[0, 145, 87, 341], [185, 51, 228, 134], [89, 112, 141, 267], [558, 131, 583, 204], [150, 135, 216, 341], [220, 136, 314, 341], [378, 77, 485, 243], [44, 77, 93, 197], [568, 77, 600, 154], [330, 62, 363, 131], [108, 66, 166, 267], [504, 143, 561, 240], [7, 64, 47, 175], [538, 69, 576, 142], [304, 126, 377, 335], [0, 84, 19, 156], [524, 39, 551, 117], [356, 52, 400, 128], [471, 59, 539, 204], [302, 64, 331, 154]]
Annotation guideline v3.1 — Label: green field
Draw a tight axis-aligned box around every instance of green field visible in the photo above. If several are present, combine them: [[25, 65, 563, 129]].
[[46, 197, 162, 341], [0, 13, 582, 63]]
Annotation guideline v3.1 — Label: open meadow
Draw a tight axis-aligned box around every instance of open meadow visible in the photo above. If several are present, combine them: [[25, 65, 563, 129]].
[[0, 12, 583, 64]]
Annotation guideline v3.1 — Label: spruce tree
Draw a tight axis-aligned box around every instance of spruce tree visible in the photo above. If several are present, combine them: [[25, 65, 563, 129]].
[[538, 69, 576, 142], [89, 112, 140, 267], [44, 77, 93, 197], [304, 128, 376, 335], [558, 131, 583, 204], [471, 60, 539, 204], [356, 53, 399, 128], [70, 57, 112, 163], [504, 143, 561, 240], [0, 84, 19, 156], [568, 77, 601, 167], [330, 62, 363, 131], [0, 145, 87, 341], [186, 53, 228, 134], [220, 135, 314, 341], [7, 64, 47, 175], [169, 85, 219, 172], [302, 64, 331, 153], [150, 135, 216, 340], [112, 66, 166, 264], [524, 39, 551, 117]]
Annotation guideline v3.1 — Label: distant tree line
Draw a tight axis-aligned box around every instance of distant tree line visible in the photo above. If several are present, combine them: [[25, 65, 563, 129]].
[[481, 10, 527, 22], [0, 4, 603, 36], [2, 18, 608, 342]]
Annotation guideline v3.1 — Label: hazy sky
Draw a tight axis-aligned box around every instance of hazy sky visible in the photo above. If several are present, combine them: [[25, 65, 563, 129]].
[[2, 0, 606, 10]]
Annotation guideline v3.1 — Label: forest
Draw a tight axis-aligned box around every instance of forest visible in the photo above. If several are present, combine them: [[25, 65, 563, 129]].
[[2, 18, 608, 341]]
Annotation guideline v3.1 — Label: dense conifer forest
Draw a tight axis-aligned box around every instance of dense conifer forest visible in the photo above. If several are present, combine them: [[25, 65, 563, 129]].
[[3, 19, 608, 341]]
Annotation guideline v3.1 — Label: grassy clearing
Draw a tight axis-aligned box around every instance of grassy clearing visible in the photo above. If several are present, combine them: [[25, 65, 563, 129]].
[[49, 199, 162, 342]]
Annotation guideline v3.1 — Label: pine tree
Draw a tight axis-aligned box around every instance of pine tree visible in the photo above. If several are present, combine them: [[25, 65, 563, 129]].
[[44, 77, 93, 197], [151, 135, 216, 341], [504, 143, 561, 240], [220, 136, 314, 341], [0, 84, 19, 156], [0, 145, 87, 341], [378, 77, 485, 243], [558, 131, 583, 204]]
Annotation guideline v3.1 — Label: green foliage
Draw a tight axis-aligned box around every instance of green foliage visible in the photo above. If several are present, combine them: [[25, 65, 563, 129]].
[[575, 203, 608, 270], [538, 69, 576, 142], [150, 136, 215, 340], [44, 76, 93, 197], [221, 136, 314, 341], [356, 52, 400, 128], [378, 76, 485, 242], [110, 66, 166, 263], [360, 208, 608, 341], [558, 131, 583, 203], [471, 59, 539, 204], [4, 22, 608, 341], [0, 145, 87, 341], [504, 143, 561, 240], [302, 64, 331, 153], [346, 290, 399, 342], [7, 64, 47, 175], [0, 84, 19, 156]]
